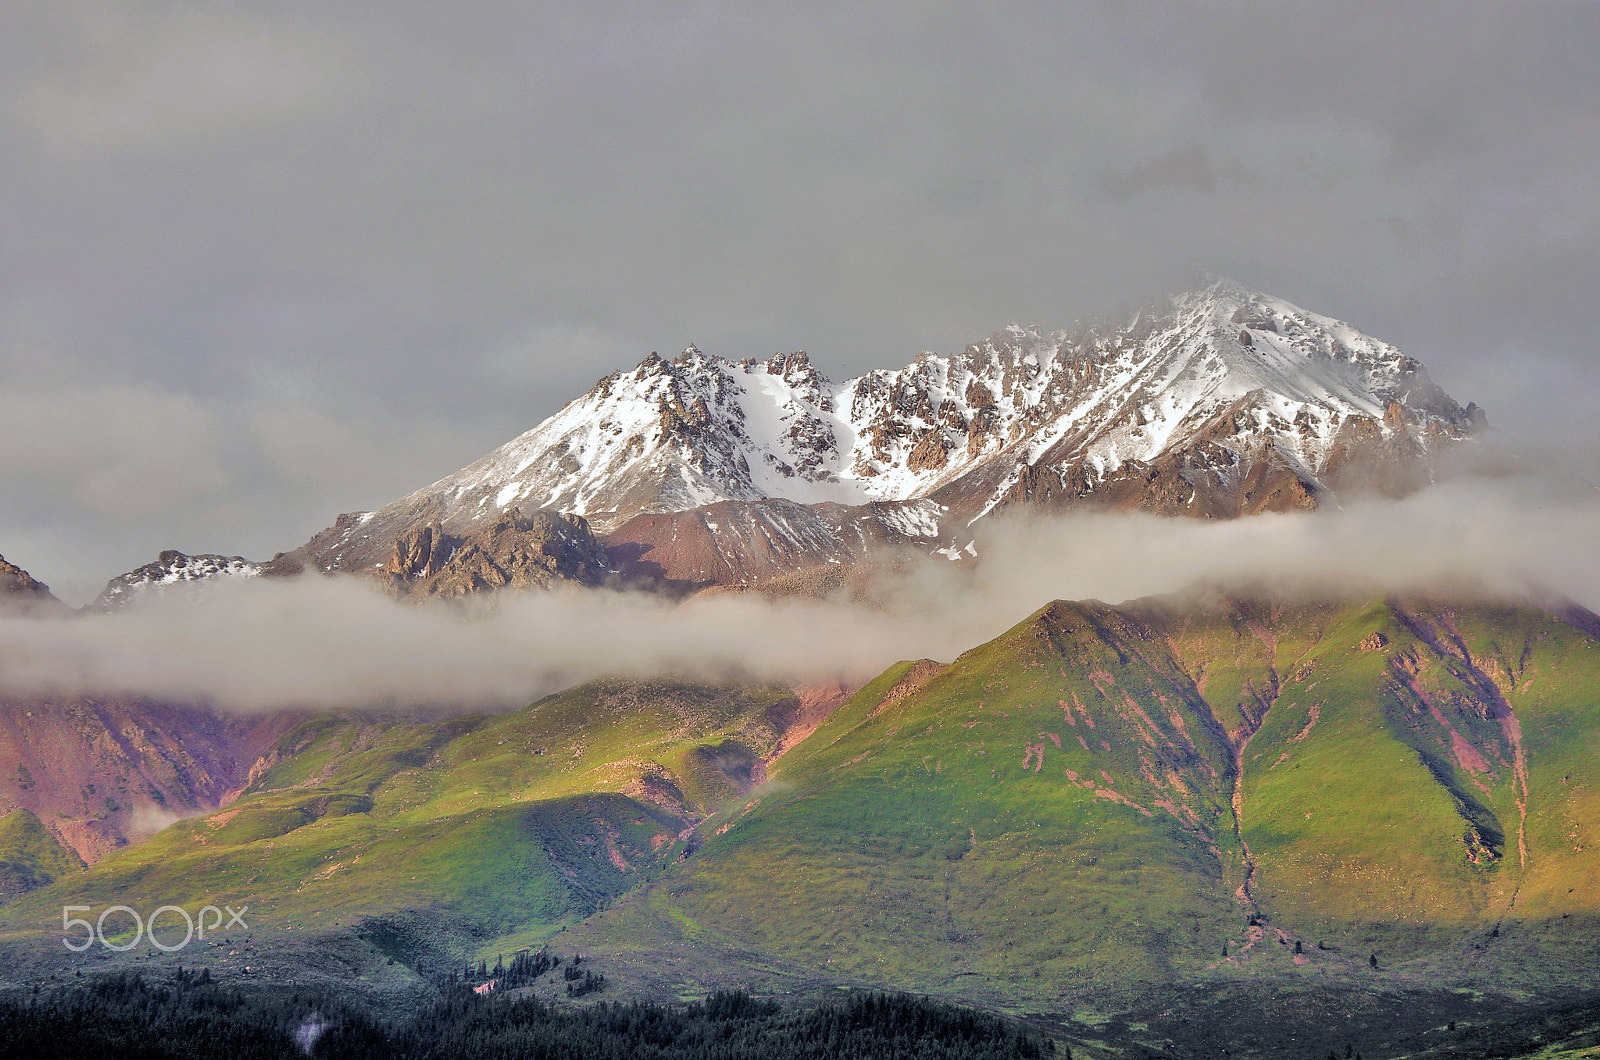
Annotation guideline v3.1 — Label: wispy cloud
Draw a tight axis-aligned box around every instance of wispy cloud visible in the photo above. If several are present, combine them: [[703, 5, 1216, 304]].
[[1, 481, 1593, 712]]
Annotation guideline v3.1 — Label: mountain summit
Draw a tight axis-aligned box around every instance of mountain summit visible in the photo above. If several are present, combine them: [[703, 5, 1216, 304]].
[[273, 283, 1481, 592]]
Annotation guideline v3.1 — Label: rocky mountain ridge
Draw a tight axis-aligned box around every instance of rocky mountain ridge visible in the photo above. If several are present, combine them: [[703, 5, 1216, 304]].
[[352, 283, 1472, 532], [90, 550, 262, 612], [275, 282, 1482, 591], [263, 507, 613, 600]]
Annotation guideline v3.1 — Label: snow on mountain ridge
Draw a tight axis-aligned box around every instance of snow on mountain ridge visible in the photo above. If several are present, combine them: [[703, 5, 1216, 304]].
[[282, 283, 1480, 585], [92, 551, 262, 612], [393, 282, 1472, 535]]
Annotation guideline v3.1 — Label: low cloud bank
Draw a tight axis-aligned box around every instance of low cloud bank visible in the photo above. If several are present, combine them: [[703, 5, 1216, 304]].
[[1, 479, 1596, 711]]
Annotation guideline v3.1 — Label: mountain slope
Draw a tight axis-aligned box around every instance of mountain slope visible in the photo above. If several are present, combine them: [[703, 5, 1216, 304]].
[[274, 283, 1482, 591], [566, 593, 1600, 1011], [0, 696, 296, 863], [11, 593, 1594, 1000], [3, 591, 1596, 1049], [0, 809, 83, 897], [0, 554, 65, 616], [0, 679, 811, 958]]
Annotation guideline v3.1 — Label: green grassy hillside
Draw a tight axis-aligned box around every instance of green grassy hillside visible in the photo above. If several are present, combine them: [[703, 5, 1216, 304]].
[[0, 680, 797, 962], [566, 595, 1600, 1016], [0, 809, 84, 897]]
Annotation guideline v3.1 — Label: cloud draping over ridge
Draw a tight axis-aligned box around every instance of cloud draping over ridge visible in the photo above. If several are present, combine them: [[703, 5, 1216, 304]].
[[2, 481, 1595, 712]]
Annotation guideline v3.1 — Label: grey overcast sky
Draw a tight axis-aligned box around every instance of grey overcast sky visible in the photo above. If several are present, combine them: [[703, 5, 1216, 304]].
[[2, 1, 1598, 602]]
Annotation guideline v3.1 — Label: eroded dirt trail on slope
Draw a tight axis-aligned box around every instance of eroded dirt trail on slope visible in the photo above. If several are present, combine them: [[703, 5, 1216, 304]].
[[1188, 658, 1282, 918], [1229, 737, 1260, 912], [1500, 712, 1529, 868], [1441, 617, 1531, 869], [1226, 678, 1279, 915], [1393, 607, 1531, 869]]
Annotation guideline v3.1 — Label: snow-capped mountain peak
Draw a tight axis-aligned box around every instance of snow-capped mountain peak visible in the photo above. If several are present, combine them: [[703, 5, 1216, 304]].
[[273, 283, 1482, 589]]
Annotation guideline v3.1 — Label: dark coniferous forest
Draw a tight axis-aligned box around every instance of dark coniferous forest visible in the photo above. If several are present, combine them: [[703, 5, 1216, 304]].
[[0, 972, 1057, 1060]]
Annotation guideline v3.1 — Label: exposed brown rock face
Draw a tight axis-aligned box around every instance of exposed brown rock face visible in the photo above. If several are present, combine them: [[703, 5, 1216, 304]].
[[0, 554, 65, 615], [604, 498, 945, 591], [879, 659, 948, 707], [0, 697, 297, 863], [906, 431, 950, 472], [387, 525, 452, 580], [770, 680, 857, 758], [403, 510, 611, 599], [267, 508, 611, 600], [980, 403, 1326, 521]]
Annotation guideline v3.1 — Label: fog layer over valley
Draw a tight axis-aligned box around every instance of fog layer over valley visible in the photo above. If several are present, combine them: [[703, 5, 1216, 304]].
[[1, 478, 1594, 712]]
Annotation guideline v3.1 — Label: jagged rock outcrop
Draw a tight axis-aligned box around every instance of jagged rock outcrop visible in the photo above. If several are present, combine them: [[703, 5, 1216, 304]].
[[401, 509, 611, 599], [269, 508, 612, 600]]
